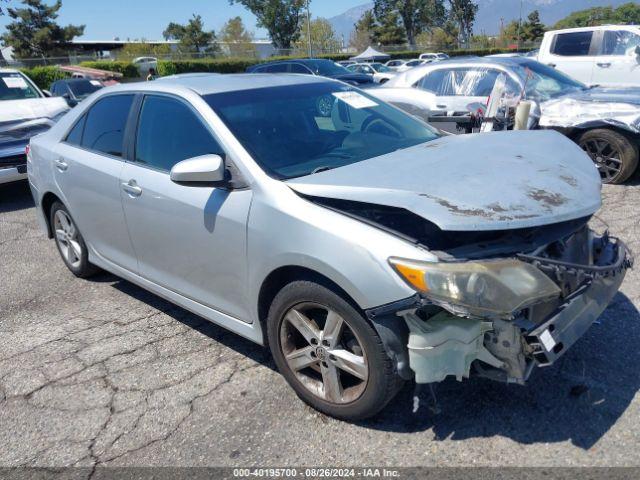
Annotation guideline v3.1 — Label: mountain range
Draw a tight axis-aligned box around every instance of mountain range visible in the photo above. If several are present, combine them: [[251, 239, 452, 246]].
[[328, 0, 633, 41]]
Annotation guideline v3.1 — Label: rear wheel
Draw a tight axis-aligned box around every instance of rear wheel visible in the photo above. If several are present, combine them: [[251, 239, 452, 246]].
[[50, 201, 99, 278], [267, 280, 402, 420], [578, 129, 638, 184]]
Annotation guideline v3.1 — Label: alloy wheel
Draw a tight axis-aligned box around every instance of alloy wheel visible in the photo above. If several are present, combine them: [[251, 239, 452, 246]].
[[580, 138, 623, 183], [279, 302, 369, 404], [53, 210, 82, 269]]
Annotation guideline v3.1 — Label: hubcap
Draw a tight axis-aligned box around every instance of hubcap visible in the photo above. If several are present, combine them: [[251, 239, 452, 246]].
[[580, 138, 623, 183], [53, 210, 82, 269], [280, 303, 368, 404]]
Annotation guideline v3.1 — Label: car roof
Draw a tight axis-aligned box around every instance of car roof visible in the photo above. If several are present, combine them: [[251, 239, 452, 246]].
[[106, 73, 335, 96], [546, 24, 640, 34], [0, 68, 21, 74]]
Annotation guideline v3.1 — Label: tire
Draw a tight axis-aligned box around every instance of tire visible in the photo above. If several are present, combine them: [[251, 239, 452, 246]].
[[50, 201, 99, 278], [578, 129, 639, 184], [267, 280, 402, 420]]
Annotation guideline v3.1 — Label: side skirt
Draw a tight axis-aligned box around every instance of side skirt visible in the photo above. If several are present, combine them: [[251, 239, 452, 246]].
[[88, 249, 265, 346]]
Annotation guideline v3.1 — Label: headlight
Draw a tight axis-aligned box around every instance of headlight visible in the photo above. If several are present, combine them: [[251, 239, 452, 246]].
[[389, 257, 561, 317]]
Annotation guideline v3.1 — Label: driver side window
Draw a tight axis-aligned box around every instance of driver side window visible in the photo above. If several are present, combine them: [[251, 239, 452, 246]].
[[135, 95, 225, 172]]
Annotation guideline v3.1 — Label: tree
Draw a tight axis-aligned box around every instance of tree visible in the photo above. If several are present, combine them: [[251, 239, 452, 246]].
[[521, 10, 545, 42], [230, 0, 305, 50], [373, 0, 445, 46], [0, 0, 84, 59], [374, 11, 406, 46], [163, 14, 217, 53], [554, 3, 640, 29], [220, 16, 256, 57], [295, 17, 340, 55], [349, 10, 376, 51], [119, 42, 172, 59], [447, 0, 477, 47]]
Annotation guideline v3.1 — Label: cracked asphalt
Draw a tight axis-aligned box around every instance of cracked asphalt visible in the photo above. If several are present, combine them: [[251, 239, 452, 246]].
[[1, 179, 639, 469]]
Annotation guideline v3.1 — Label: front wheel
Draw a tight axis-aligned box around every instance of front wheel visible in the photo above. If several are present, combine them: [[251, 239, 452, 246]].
[[267, 280, 402, 420], [578, 129, 639, 184]]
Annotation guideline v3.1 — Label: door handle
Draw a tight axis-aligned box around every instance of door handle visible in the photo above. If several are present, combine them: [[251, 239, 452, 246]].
[[122, 180, 142, 197], [547, 63, 556, 68], [436, 104, 448, 109], [54, 159, 68, 172], [597, 62, 611, 68]]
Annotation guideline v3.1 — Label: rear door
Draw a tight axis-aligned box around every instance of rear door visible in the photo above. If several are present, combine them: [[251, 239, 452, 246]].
[[119, 93, 253, 320], [54, 94, 138, 270], [591, 28, 640, 87], [415, 67, 520, 114], [544, 30, 597, 85]]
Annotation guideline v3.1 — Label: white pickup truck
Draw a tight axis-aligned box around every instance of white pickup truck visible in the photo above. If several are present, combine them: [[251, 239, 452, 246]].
[[538, 25, 640, 87], [1, 69, 69, 184]]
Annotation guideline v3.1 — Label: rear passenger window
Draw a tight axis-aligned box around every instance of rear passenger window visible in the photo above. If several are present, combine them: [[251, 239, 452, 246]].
[[289, 63, 310, 74], [135, 95, 224, 172], [65, 114, 86, 145], [551, 31, 594, 56], [81, 95, 134, 157]]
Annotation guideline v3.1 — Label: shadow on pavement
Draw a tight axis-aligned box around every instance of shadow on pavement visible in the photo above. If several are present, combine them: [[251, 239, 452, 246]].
[[108, 276, 274, 371], [105, 271, 638, 451], [0, 180, 34, 213]]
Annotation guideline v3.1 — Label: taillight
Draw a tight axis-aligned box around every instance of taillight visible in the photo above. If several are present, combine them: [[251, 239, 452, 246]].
[[25, 144, 30, 156]]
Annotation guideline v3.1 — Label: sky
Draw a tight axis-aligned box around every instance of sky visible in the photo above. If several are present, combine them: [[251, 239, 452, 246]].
[[0, 0, 367, 40]]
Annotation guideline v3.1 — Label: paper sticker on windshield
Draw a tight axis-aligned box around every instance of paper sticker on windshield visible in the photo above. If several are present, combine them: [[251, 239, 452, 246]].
[[2, 76, 29, 89], [539, 329, 556, 352], [332, 91, 378, 109], [90, 80, 102, 87]]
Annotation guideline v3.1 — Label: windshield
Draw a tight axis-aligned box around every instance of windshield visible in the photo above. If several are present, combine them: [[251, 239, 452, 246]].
[[205, 82, 439, 179], [307, 60, 351, 76], [0, 72, 41, 101], [69, 80, 103, 98], [371, 63, 391, 72], [517, 61, 586, 101]]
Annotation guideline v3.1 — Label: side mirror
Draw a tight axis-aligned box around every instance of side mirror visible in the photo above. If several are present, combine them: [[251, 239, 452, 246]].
[[170, 154, 226, 184]]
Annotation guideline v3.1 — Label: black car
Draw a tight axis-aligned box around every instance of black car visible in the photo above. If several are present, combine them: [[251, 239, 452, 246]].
[[49, 78, 104, 107], [246, 59, 374, 85]]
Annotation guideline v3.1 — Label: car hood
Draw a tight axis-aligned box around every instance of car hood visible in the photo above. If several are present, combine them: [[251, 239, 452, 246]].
[[539, 87, 640, 133], [0, 97, 70, 145], [287, 130, 602, 232]]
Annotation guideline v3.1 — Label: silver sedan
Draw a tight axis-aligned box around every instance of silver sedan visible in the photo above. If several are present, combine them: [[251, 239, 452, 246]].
[[27, 74, 630, 420]]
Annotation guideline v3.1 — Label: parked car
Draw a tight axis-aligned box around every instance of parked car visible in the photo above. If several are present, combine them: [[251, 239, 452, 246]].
[[346, 62, 396, 83], [419, 52, 449, 62], [395, 59, 427, 72], [385, 59, 408, 71], [337, 60, 357, 67], [1, 68, 69, 184], [538, 25, 640, 87], [28, 74, 630, 420], [372, 57, 640, 184], [132, 56, 158, 76], [50, 78, 104, 107], [246, 59, 374, 85]]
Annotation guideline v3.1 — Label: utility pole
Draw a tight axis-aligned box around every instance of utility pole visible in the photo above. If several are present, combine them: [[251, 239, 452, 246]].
[[306, 0, 312, 58], [516, 0, 523, 50]]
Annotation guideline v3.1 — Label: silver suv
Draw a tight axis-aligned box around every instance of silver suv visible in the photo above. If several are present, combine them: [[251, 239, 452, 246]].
[[27, 74, 631, 420]]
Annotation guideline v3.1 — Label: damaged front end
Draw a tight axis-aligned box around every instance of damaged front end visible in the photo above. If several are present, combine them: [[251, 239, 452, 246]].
[[367, 226, 632, 385]]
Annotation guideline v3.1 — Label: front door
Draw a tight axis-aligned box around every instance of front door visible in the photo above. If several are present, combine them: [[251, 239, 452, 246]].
[[120, 94, 252, 321], [592, 29, 640, 87]]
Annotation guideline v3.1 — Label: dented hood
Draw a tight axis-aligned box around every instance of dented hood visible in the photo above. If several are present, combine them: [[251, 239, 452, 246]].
[[287, 130, 602, 232], [0, 97, 69, 147]]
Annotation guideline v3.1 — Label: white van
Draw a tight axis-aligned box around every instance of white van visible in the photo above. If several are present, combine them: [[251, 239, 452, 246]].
[[538, 25, 640, 87]]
